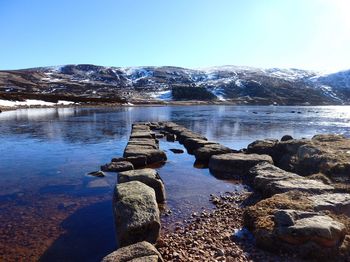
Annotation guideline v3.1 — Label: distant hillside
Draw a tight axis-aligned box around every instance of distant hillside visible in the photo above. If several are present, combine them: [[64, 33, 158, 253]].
[[0, 64, 349, 105]]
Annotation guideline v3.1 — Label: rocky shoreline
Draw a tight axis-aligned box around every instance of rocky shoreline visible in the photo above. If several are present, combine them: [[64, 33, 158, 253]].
[[96, 121, 350, 261]]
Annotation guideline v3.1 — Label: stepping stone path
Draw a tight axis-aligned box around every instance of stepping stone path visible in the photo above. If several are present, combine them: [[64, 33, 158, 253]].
[[103, 122, 350, 261]]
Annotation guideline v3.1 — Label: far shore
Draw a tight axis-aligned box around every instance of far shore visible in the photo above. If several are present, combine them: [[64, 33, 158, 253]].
[[1, 100, 349, 113]]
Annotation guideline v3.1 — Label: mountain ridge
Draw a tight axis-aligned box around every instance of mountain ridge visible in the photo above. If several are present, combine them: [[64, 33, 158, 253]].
[[1, 64, 349, 105]]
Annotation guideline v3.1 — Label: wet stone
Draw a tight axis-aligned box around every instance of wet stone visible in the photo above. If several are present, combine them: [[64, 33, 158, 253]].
[[87, 170, 105, 177], [101, 161, 134, 172]]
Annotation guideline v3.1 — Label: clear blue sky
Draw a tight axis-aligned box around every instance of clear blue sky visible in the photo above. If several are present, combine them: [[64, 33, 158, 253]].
[[1, 0, 349, 71]]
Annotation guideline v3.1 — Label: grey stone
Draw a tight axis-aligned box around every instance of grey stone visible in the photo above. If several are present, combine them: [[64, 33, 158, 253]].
[[274, 209, 346, 248], [101, 161, 134, 172], [308, 193, 350, 217], [118, 168, 165, 203], [113, 181, 160, 247], [124, 147, 167, 165], [194, 144, 233, 163], [101, 241, 163, 262], [209, 153, 273, 177]]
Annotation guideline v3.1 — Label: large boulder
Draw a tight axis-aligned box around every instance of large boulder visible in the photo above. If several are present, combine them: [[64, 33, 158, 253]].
[[209, 153, 273, 178], [247, 135, 350, 180], [274, 209, 346, 248], [244, 192, 350, 260], [124, 147, 167, 165], [193, 144, 234, 163], [118, 169, 166, 203], [101, 241, 163, 262], [101, 161, 134, 172], [113, 181, 160, 247], [177, 131, 207, 144]]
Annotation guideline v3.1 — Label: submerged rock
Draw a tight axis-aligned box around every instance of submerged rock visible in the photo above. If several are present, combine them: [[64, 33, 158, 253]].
[[101, 161, 134, 172], [102, 241, 164, 262], [209, 153, 273, 178], [87, 170, 105, 177], [118, 168, 165, 203], [113, 181, 160, 247], [169, 148, 184, 154]]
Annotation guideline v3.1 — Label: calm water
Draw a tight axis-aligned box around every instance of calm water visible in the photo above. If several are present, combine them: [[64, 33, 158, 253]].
[[0, 105, 349, 261]]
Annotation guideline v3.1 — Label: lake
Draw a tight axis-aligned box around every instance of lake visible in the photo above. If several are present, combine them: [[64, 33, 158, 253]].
[[0, 105, 349, 261]]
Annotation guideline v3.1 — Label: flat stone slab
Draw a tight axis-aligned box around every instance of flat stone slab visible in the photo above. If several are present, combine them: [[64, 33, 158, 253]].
[[101, 161, 134, 172], [308, 193, 350, 217], [251, 163, 334, 197], [194, 144, 233, 163], [274, 209, 346, 248], [183, 138, 218, 154], [209, 153, 273, 177], [112, 156, 148, 169], [130, 132, 153, 139], [102, 241, 163, 262], [177, 131, 207, 144], [113, 181, 160, 247], [128, 140, 158, 149], [118, 168, 165, 203], [250, 162, 301, 188], [124, 147, 167, 165]]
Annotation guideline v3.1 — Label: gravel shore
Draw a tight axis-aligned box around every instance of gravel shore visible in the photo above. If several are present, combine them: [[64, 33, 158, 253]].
[[157, 191, 304, 262]]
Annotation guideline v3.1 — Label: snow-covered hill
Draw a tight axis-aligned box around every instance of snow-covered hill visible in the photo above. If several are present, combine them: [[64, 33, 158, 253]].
[[0, 64, 349, 105]]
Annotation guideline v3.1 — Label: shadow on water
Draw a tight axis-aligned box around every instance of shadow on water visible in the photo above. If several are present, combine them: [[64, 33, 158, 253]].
[[39, 200, 116, 262]]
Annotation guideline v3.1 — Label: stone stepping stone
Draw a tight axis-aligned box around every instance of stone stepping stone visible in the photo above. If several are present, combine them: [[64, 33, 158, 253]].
[[209, 153, 273, 178], [102, 241, 163, 262], [101, 161, 134, 172], [118, 168, 166, 203], [124, 147, 167, 165], [112, 156, 147, 169], [194, 144, 234, 163], [113, 181, 160, 247]]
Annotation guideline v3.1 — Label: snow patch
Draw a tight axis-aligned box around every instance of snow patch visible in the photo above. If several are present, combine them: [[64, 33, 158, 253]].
[[0, 99, 75, 107]]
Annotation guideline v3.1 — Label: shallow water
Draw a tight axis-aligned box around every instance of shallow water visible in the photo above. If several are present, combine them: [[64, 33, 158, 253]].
[[0, 105, 349, 261]]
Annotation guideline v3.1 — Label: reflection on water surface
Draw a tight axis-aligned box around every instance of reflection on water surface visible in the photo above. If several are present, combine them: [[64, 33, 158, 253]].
[[0, 105, 349, 261]]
